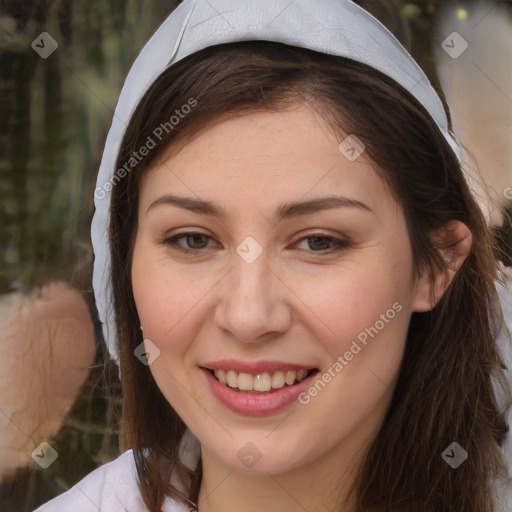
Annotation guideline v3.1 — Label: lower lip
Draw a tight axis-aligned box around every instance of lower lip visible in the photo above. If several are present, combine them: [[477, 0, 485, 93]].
[[200, 368, 319, 416]]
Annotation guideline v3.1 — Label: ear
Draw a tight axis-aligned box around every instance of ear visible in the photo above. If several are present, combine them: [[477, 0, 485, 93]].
[[412, 220, 473, 312]]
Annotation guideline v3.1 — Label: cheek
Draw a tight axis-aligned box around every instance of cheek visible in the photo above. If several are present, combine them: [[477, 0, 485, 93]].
[[290, 262, 411, 438], [131, 248, 214, 351], [292, 250, 413, 359], [131, 257, 199, 404]]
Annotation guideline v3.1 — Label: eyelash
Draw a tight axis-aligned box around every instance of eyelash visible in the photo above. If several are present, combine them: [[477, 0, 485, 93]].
[[161, 231, 350, 255]]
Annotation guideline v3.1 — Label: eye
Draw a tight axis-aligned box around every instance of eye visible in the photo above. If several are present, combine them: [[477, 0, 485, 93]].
[[162, 231, 350, 255], [162, 231, 216, 253], [294, 233, 350, 253]]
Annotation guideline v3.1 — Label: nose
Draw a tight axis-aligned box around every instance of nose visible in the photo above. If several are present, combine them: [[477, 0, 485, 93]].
[[214, 250, 292, 343]]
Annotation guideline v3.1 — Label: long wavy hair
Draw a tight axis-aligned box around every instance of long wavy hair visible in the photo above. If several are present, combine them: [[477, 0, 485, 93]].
[[107, 40, 510, 511]]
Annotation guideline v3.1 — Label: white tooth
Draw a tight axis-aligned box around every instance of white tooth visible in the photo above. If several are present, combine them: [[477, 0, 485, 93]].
[[296, 369, 308, 382], [226, 370, 238, 388], [220, 369, 306, 390], [253, 372, 272, 392], [216, 369, 227, 384], [271, 371, 286, 389], [285, 371, 297, 385], [238, 372, 254, 391]]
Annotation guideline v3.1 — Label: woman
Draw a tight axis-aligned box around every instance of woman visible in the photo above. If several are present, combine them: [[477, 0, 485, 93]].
[[35, 0, 512, 511]]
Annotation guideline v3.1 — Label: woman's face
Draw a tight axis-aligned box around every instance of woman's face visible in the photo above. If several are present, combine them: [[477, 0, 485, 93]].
[[131, 107, 430, 475]]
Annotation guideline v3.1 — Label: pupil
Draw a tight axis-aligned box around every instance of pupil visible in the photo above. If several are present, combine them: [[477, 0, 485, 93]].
[[188, 234, 207, 249], [310, 236, 329, 250]]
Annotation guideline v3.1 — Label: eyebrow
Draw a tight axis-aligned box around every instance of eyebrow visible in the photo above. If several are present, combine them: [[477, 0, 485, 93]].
[[146, 194, 373, 221]]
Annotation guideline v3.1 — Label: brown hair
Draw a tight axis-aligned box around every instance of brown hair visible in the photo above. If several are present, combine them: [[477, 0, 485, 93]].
[[108, 40, 510, 511]]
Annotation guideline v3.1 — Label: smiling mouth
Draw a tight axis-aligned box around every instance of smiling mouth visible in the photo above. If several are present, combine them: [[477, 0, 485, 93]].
[[206, 368, 319, 394]]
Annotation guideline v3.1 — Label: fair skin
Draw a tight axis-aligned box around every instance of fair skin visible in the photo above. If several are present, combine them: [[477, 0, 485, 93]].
[[131, 107, 472, 512]]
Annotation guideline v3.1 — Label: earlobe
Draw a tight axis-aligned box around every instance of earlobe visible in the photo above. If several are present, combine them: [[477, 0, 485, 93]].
[[412, 220, 473, 312]]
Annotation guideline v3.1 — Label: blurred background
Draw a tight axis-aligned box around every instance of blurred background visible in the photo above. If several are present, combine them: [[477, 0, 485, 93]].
[[0, 0, 511, 510]]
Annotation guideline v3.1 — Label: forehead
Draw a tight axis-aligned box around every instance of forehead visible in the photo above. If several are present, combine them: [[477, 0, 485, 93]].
[[139, 108, 397, 219]]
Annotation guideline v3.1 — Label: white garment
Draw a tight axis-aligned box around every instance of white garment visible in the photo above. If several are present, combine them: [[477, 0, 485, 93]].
[[33, 429, 202, 512], [30, 428, 512, 512]]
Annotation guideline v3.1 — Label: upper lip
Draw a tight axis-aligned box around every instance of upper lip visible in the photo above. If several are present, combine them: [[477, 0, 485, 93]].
[[200, 359, 317, 374]]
